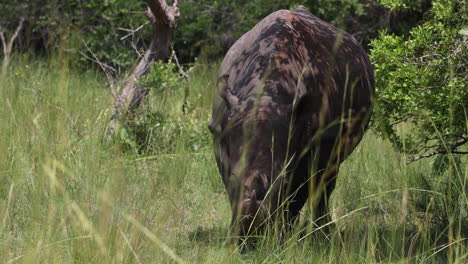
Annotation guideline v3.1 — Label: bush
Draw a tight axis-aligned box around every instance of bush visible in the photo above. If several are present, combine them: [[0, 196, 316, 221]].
[[370, 0, 467, 240], [370, 0, 467, 160], [118, 60, 211, 154]]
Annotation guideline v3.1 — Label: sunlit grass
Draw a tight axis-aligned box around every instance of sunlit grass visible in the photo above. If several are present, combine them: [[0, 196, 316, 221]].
[[0, 58, 466, 263]]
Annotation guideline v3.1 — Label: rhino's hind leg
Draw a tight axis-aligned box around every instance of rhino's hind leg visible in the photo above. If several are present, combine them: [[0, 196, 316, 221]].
[[308, 140, 341, 233], [313, 170, 338, 229], [283, 154, 313, 225]]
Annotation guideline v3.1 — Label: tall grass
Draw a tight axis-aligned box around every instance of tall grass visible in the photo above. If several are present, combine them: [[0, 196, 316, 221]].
[[0, 58, 466, 263]]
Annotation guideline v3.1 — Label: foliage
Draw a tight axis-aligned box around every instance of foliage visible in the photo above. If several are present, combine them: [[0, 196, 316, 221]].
[[173, 0, 435, 62], [0, 0, 437, 69], [73, 0, 148, 70], [141, 60, 181, 94], [118, 60, 211, 154], [309, 0, 432, 45], [0, 0, 147, 70], [370, 0, 467, 159], [174, 0, 300, 61]]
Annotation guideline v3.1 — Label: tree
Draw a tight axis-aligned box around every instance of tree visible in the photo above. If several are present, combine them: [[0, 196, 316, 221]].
[[0, 0, 26, 75], [108, 0, 180, 138], [370, 0, 467, 162], [0, 17, 25, 75]]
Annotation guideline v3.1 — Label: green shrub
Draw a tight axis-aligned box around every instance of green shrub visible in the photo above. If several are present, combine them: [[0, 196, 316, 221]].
[[370, 0, 467, 159], [118, 60, 210, 154], [370, 0, 467, 242]]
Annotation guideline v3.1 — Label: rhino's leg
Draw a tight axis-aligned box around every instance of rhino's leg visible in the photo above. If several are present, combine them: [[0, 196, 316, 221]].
[[266, 152, 312, 240], [313, 168, 338, 229], [309, 141, 340, 231], [284, 153, 312, 225]]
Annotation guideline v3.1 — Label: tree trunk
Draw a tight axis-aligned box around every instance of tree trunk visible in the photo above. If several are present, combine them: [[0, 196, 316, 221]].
[[0, 17, 25, 76], [108, 0, 179, 137]]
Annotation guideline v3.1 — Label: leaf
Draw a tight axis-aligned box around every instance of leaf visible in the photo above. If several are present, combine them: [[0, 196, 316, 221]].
[[458, 26, 468, 36]]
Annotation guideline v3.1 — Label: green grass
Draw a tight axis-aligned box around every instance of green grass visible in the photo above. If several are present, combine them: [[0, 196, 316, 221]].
[[0, 59, 466, 263]]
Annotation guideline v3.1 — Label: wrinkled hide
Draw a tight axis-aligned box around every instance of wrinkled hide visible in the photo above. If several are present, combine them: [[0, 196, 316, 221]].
[[209, 6, 375, 239]]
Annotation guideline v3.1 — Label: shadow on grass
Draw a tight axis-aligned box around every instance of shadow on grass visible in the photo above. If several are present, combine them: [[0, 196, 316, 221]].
[[306, 223, 456, 262], [188, 226, 229, 246], [187, 220, 460, 262]]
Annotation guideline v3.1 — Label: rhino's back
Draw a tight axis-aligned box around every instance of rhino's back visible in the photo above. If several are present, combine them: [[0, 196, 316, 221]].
[[219, 6, 373, 111]]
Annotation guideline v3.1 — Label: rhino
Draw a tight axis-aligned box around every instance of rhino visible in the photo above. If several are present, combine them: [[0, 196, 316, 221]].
[[209, 6, 375, 240]]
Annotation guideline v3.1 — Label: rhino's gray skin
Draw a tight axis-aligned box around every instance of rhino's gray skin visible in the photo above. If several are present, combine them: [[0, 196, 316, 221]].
[[209, 6, 375, 239]]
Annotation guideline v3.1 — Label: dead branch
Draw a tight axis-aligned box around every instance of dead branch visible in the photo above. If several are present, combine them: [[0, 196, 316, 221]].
[[171, 50, 190, 113], [79, 43, 118, 98], [108, 0, 180, 138], [0, 31, 7, 58], [1, 17, 25, 75], [119, 21, 150, 40], [407, 138, 468, 164]]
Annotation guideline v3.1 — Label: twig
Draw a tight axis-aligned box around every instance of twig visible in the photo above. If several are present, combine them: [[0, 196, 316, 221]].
[[407, 138, 468, 164], [171, 50, 188, 79], [80, 42, 117, 98], [130, 41, 143, 59], [171, 50, 190, 113], [417, 86, 441, 90], [130, 11, 147, 14], [0, 28, 6, 58], [119, 21, 150, 40]]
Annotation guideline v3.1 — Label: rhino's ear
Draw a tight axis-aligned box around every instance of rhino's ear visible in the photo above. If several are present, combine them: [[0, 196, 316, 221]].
[[208, 119, 221, 134], [222, 89, 239, 109], [218, 74, 239, 108]]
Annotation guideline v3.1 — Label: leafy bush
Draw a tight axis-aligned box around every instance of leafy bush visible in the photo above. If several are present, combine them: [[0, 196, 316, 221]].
[[370, 0, 467, 240], [118, 60, 210, 154], [370, 0, 467, 160]]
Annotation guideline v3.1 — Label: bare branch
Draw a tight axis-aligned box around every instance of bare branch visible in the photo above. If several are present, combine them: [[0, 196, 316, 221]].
[[1, 17, 26, 75], [8, 17, 25, 51], [171, 50, 190, 113], [0, 28, 6, 58], [130, 11, 148, 14], [81, 43, 117, 98], [119, 21, 150, 40], [145, 7, 157, 23], [146, 0, 179, 28], [171, 49, 189, 80], [407, 138, 468, 164], [130, 41, 143, 59]]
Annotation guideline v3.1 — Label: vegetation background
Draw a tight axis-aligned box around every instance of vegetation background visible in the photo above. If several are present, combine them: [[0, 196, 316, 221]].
[[0, 0, 466, 263]]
